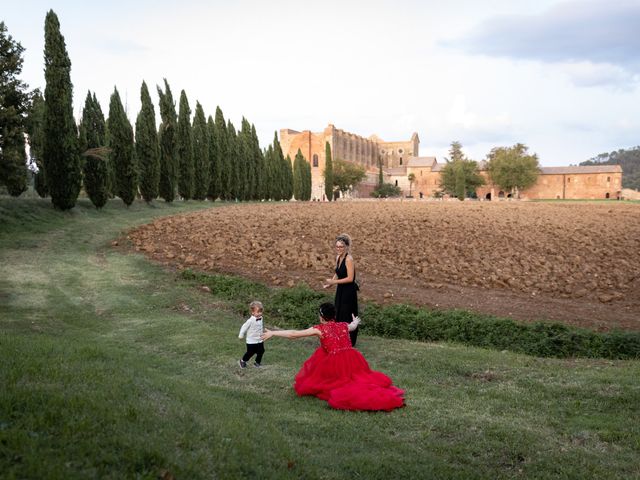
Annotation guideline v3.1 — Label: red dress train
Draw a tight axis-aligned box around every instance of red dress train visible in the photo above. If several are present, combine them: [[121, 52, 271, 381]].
[[293, 321, 404, 411]]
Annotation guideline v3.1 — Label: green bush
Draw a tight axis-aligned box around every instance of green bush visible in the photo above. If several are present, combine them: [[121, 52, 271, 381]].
[[183, 270, 640, 359]]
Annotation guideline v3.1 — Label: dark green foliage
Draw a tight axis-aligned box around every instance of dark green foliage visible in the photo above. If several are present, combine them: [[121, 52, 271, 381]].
[[455, 163, 465, 200], [157, 79, 177, 202], [272, 133, 292, 201], [42, 10, 81, 210], [79, 91, 105, 151], [226, 120, 239, 200], [581, 147, 640, 190], [80, 92, 109, 208], [440, 142, 485, 199], [238, 118, 253, 201], [206, 115, 219, 200], [251, 124, 265, 201], [176, 90, 194, 200], [192, 102, 209, 200], [301, 152, 311, 200], [25, 91, 47, 197], [0, 22, 30, 197], [264, 145, 275, 200], [487, 143, 539, 197], [135, 81, 159, 203], [81, 151, 109, 208], [293, 149, 311, 201], [370, 183, 402, 198], [332, 159, 366, 196], [182, 269, 640, 359], [107, 87, 136, 206], [1, 135, 28, 196], [214, 107, 229, 200], [293, 149, 303, 200], [324, 141, 333, 201]]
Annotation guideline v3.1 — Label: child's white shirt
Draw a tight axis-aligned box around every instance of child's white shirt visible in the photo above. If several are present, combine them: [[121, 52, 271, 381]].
[[239, 315, 264, 344]]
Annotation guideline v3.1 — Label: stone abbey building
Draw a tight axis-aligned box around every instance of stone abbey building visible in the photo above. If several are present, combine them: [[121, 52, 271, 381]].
[[279, 123, 623, 200]]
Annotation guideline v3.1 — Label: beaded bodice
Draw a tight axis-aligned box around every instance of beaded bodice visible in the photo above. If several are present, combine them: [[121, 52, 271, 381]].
[[317, 321, 352, 354]]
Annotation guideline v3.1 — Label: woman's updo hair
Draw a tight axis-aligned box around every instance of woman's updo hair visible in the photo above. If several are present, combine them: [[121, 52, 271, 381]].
[[318, 302, 336, 320], [335, 233, 352, 251]]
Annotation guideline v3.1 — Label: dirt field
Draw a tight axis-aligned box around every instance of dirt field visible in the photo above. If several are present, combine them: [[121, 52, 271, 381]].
[[127, 201, 640, 331]]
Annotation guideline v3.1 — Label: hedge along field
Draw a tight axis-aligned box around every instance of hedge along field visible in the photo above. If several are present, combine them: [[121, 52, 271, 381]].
[[180, 270, 640, 359], [1, 197, 640, 479]]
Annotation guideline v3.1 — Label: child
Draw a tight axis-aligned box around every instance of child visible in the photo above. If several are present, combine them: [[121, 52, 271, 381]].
[[238, 300, 265, 368]]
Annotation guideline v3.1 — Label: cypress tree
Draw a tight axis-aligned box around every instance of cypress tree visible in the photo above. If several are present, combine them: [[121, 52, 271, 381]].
[[192, 102, 209, 200], [42, 10, 81, 209], [324, 141, 333, 201], [82, 149, 109, 208], [0, 22, 30, 196], [214, 107, 231, 200], [176, 90, 193, 200], [264, 145, 275, 200], [135, 81, 159, 202], [303, 155, 312, 200], [25, 90, 48, 197], [239, 118, 254, 201], [250, 124, 264, 201], [107, 87, 136, 206], [227, 120, 239, 200], [157, 79, 177, 202], [81, 92, 108, 208], [283, 155, 293, 201], [206, 115, 220, 200], [293, 149, 304, 200], [272, 132, 290, 200]]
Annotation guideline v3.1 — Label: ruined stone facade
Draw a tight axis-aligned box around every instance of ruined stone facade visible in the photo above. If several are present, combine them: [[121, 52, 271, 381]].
[[280, 123, 623, 200], [279, 124, 418, 200]]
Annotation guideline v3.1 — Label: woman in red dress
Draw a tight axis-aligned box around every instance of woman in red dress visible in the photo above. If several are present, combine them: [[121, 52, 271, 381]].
[[261, 303, 404, 411]]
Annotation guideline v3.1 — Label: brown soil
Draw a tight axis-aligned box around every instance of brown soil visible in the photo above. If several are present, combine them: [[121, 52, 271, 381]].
[[126, 201, 640, 331]]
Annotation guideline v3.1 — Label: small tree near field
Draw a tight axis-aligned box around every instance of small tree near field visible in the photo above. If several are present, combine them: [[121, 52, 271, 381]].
[[486, 143, 540, 198], [332, 159, 366, 197]]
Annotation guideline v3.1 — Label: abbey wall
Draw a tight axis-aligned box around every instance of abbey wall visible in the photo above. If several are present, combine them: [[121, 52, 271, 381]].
[[280, 123, 624, 201]]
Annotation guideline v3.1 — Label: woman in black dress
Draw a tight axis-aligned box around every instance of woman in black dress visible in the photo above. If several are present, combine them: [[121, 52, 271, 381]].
[[324, 234, 359, 346]]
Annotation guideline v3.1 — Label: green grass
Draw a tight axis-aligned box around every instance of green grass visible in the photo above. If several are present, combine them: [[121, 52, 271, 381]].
[[1, 197, 639, 479]]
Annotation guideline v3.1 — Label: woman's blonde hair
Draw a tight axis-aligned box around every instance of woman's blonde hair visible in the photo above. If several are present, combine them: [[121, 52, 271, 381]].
[[335, 233, 352, 253]]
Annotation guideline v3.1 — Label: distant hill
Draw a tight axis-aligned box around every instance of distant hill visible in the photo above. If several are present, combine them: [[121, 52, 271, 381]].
[[580, 147, 640, 190]]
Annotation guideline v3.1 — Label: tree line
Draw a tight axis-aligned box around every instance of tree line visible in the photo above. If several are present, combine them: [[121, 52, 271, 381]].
[[580, 147, 640, 191], [0, 11, 312, 209]]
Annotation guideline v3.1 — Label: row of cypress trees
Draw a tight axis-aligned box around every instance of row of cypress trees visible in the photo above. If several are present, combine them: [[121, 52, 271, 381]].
[[16, 9, 313, 209]]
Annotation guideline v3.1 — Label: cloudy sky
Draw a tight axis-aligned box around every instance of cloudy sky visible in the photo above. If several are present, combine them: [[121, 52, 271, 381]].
[[4, 0, 640, 166]]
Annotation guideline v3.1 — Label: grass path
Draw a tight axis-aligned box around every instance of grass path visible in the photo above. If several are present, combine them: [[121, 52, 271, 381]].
[[1, 198, 639, 479]]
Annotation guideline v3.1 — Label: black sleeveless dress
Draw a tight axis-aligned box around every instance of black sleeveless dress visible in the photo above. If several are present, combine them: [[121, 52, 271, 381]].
[[335, 255, 359, 346]]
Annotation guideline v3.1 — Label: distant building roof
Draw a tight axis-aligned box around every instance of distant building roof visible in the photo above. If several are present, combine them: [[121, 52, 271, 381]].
[[385, 167, 407, 176], [407, 156, 437, 167], [540, 165, 622, 174]]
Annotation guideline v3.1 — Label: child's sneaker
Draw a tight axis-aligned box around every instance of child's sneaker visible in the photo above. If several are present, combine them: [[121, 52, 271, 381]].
[[238, 359, 247, 368], [253, 362, 262, 368]]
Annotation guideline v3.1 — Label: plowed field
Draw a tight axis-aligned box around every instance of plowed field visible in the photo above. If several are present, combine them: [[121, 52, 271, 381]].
[[127, 201, 640, 331]]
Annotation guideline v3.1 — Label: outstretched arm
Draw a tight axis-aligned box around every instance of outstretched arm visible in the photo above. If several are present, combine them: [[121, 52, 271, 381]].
[[262, 327, 321, 341]]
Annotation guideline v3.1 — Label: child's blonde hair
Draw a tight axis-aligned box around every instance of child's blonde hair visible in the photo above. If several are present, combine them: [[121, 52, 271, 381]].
[[250, 300, 264, 313]]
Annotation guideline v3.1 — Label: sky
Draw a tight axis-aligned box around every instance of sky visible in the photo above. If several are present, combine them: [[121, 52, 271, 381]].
[[3, 0, 640, 166]]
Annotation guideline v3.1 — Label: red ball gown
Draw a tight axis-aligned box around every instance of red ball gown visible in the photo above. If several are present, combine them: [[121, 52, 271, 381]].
[[293, 321, 405, 411]]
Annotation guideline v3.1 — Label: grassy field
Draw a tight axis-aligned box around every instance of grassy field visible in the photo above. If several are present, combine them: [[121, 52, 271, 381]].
[[1, 197, 639, 479]]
